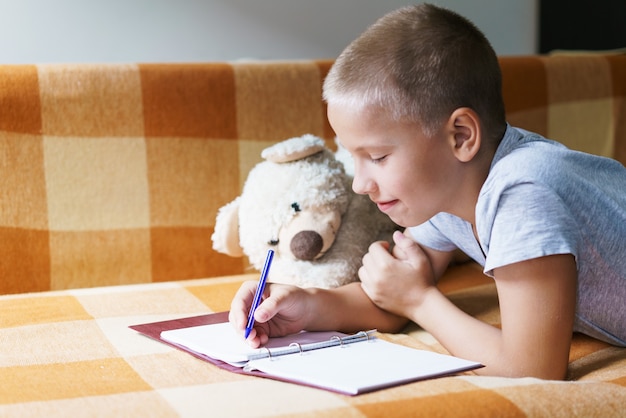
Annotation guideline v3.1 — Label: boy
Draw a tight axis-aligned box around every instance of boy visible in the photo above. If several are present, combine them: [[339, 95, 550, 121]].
[[229, 4, 626, 379]]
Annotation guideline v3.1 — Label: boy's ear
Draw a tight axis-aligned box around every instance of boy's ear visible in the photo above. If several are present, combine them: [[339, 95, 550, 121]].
[[447, 108, 481, 163]]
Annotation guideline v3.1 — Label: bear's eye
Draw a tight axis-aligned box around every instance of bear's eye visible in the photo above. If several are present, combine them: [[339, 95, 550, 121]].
[[291, 202, 301, 212], [268, 239, 279, 246]]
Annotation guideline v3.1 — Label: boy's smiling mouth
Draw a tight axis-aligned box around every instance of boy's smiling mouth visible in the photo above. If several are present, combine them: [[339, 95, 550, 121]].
[[376, 199, 399, 213]]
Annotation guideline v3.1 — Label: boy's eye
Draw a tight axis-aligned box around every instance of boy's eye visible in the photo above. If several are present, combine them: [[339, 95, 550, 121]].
[[371, 155, 387, 164]]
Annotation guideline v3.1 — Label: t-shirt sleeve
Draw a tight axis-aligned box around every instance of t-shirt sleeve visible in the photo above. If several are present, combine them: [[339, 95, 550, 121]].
[[482, 182, 580, 275]]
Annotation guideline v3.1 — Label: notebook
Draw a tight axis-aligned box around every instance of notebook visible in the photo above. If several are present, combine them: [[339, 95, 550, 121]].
[[131, 312, 482, 395]]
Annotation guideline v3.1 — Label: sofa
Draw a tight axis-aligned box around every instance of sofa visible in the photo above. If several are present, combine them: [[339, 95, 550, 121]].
[[1, 54, 625, 417]]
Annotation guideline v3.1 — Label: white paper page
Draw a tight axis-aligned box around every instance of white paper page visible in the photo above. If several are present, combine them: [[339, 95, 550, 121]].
[[247, 338, 481, 395], [160, 322, 346, 366]]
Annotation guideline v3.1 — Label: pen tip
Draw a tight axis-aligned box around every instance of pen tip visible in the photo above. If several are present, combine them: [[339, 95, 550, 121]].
[[244, 329, 251, 339]]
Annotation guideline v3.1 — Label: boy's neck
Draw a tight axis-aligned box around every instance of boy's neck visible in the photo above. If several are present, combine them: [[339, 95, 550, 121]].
[[448, 145, 497, 226]]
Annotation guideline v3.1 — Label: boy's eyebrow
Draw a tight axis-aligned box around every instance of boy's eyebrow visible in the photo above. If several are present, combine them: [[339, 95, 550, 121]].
[[338, 137, 396, 153], [353, 143, 394, 152]]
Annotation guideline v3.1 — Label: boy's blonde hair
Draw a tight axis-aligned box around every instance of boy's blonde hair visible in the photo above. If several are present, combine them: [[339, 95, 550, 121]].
[[323, 3, 506, 143]]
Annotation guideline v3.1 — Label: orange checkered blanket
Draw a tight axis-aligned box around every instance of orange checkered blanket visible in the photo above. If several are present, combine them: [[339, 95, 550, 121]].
[[1, 264, 624, 416]]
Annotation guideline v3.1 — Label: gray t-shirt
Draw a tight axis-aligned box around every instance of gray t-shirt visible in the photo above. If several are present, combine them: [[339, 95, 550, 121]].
[[409, 126, 626, 346]]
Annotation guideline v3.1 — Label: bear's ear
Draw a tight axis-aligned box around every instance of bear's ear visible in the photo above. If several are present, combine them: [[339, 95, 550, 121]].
[[211, 197, 244, 257], [262, 134, 325, 163]]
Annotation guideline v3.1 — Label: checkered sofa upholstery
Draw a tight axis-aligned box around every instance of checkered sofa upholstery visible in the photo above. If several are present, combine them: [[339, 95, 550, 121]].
[[0, 61, 335, 294], [1, 55, 624, 295]]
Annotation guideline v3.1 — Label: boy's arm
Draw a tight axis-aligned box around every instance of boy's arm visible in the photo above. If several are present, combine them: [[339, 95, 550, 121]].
[[306, 282, 410, 333], [489, 254, 577, 377], [361, 231, 577, 379], [230, 276, 408, 348], [414, 254, 576, 379]]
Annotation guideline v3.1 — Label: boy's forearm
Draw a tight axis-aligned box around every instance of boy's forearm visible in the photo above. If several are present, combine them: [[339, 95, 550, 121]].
[[306, 282, 409, 333], [408, 286, 567, 379], [410, 287, 502, 366]]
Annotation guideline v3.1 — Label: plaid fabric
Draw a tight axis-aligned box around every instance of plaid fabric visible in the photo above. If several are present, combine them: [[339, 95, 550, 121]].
[[0, 61, 334, 294], [1, 264, 624, 417], [0, 56, 625, 294], [501, 54, 626, 162]]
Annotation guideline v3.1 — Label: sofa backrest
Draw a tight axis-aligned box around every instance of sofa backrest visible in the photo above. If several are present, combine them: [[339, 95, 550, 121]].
[[501, 54, 626, 162], [0, 55, 624, 294]]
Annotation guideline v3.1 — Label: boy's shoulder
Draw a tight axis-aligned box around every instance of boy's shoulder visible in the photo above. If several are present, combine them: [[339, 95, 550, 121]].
[[493, 127, 564, 165], [487, 127, 569, 186], [482, 125, 626, 210], [488, 126, 623, 184]]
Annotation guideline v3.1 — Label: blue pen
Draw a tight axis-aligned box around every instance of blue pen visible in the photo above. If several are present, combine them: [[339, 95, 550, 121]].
[[244, 249, 274, 339]]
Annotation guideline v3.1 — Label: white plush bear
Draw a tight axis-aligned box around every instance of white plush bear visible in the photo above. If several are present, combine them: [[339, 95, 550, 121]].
[[211, 134, 397, 288]]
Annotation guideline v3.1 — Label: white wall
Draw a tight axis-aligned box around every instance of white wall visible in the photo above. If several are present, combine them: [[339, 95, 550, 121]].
[[0, 0, 537, 64]]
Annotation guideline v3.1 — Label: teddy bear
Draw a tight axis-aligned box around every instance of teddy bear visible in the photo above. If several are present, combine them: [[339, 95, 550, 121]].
[[211, 134, 397, 288]]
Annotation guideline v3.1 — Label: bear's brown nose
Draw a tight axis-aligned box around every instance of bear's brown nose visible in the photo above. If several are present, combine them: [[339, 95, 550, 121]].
[[290, 230, 323, 261]]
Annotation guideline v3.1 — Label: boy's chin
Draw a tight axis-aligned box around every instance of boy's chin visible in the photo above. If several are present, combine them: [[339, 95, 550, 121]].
[[386, 214, 409, 228]]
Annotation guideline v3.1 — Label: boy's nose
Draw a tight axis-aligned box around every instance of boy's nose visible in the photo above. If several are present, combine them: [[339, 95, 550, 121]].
[[352, 174, 375, 195]]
